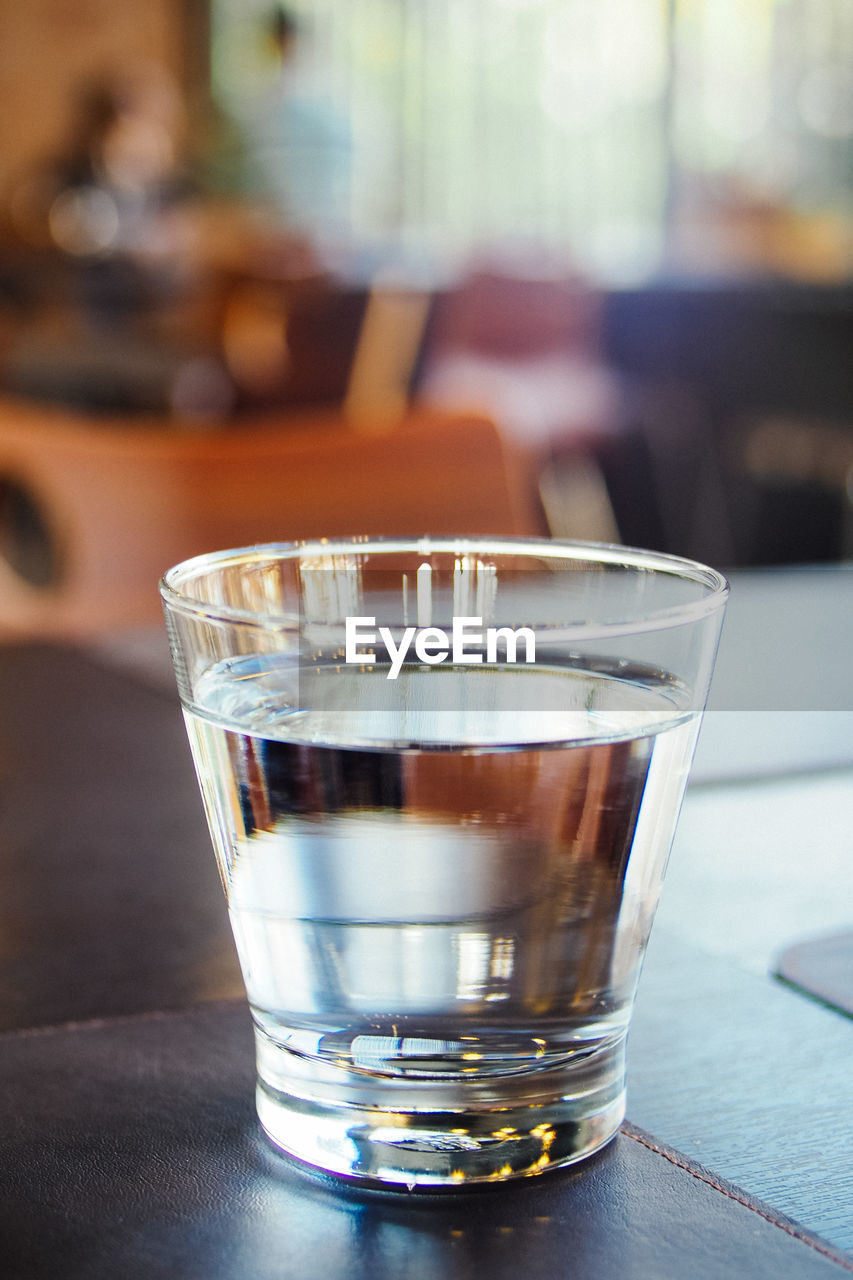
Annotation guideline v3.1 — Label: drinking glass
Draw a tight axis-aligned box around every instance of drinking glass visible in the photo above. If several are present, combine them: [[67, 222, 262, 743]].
[[161, 537, 727, 1188]]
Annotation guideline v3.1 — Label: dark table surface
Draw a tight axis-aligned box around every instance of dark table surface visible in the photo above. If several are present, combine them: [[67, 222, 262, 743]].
[[1, 567, 852, 1278]]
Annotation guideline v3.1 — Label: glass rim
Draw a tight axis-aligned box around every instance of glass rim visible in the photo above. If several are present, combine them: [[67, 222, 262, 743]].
[[159, 535, 729, 635]]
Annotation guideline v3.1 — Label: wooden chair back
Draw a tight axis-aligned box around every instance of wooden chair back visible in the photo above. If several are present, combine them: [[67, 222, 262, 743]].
[[0, 397, 541, 637]]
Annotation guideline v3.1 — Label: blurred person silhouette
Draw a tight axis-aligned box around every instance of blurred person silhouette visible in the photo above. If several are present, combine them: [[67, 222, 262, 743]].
[[39, 62, 199, 329], [4, 64, 238, 419], [242, 6, 355, 253]]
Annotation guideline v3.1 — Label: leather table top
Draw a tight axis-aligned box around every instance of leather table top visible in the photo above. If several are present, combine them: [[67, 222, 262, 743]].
[[0, 639, 850, 1278]]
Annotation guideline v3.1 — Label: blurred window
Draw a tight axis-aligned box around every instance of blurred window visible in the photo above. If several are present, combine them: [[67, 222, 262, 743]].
[[211, 0, 853, 282]]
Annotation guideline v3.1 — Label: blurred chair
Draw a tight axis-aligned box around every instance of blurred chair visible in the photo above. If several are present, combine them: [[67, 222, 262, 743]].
[[221, 270, 432, 432], [419, 256, 622, 444], [594, 380, 737, 566], [0, 396, 541, 638], [220, 274, 369, 411], [537, 453, 620, 544], [738, 415, 853, 564], [416, 250, 624, 545]]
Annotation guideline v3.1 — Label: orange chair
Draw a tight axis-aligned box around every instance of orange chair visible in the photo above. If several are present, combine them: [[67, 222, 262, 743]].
[[0, 397, 543, 638]]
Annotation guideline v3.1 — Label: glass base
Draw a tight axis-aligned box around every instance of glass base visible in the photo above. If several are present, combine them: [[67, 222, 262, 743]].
[[254, 1026, 626, 1188]]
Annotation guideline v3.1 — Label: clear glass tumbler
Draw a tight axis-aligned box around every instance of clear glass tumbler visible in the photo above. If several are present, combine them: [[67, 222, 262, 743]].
[[161, 537, 727, 1188]]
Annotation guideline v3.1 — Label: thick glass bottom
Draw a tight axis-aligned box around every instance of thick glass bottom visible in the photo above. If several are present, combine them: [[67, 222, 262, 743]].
[[254, 1026, 626, 1188]]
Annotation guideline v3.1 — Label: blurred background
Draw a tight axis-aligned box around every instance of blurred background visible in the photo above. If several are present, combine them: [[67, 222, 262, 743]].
[[0, 0, 851, 635]]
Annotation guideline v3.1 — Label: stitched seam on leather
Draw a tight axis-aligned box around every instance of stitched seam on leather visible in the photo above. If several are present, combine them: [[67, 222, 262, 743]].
[[0, 999, 246, 1042], [622, 1125, 853, 1273]]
